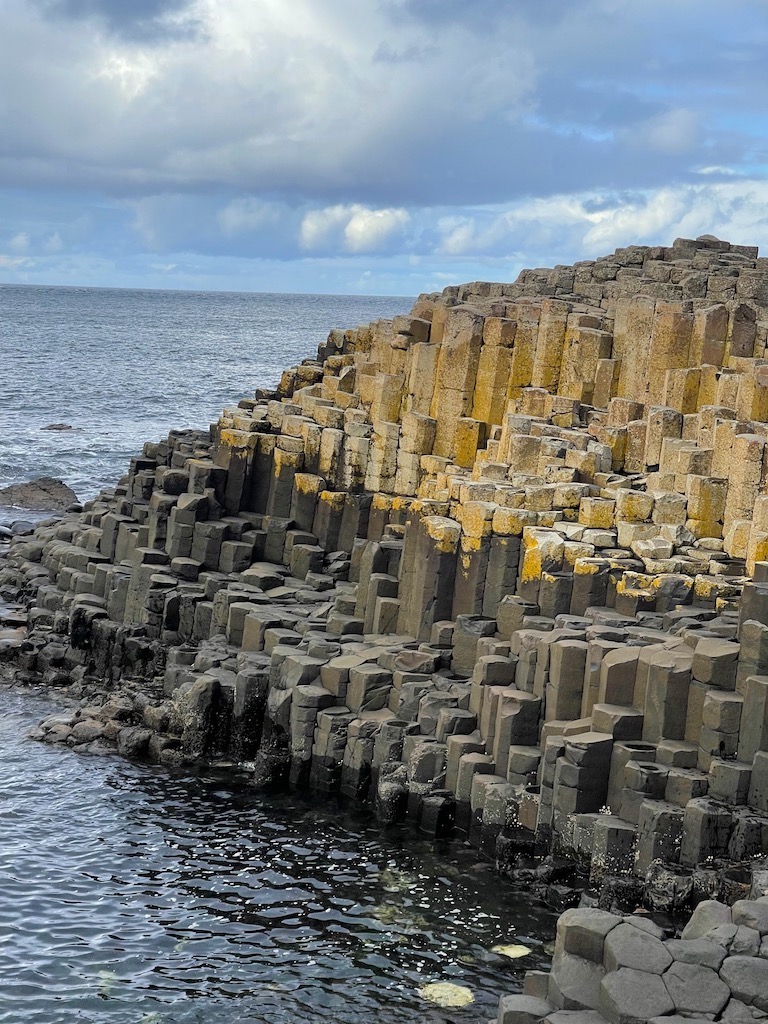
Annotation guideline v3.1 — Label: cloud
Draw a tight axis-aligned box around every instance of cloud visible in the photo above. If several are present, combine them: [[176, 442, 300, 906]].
[[299, 206, 353, 251], [43, 231, 64, 253], [8, 232, 31, 253], [431, 180, 768, 263], [300, 204, 410, 253], [0, 253, 32, 268], [633, 108, 700, 156], [1, 0, 767, 293], [32, 0, 199, 42], [218, 198, 282, 237], [343, 207, 410, 253], [0, 3, 752, 216]]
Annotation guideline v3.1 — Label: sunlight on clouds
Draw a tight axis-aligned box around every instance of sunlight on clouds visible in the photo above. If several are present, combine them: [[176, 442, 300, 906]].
[[697, 166, 740, 176], [581, 182, 768, 251], [299, 205, 352, 250], [344, 207, 410, 253], [95, 52, 158, 100], [434, 180, 768, 262], [300, 204, 409, 253], [582, 188, 690, 248]]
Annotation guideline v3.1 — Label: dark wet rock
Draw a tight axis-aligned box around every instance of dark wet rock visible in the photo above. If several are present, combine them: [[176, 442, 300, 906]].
[[81, 739, 117, 756], [116, 726, 151, 758], [68, 719, 106, 744], [174, 675, 220, 757], [0, 476, 78, 511], [42, 722, 73, 743], [10, 521, 35, 536]]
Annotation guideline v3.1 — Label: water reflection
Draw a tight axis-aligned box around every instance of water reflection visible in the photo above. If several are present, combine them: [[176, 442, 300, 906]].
[[0, 689, 556, 1023]]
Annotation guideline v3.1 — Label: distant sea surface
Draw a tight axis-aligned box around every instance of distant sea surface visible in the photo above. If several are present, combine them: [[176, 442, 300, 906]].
[[0, 285, 411, 510]]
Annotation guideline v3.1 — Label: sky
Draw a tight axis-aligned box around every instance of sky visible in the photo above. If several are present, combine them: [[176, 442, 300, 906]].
[[1, 0, 767, 296]]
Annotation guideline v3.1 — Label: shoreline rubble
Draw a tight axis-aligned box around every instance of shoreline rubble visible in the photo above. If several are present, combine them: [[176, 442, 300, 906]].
[[4, 233, 768, 1021]]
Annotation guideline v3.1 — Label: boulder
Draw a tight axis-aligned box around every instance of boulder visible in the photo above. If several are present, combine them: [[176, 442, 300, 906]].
[[681, 900, 733, 940], [0, 476, 78, 510]]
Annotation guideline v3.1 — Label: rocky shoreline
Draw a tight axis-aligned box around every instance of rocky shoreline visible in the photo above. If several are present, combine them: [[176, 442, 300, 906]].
[[4, 234, 768, 1021]]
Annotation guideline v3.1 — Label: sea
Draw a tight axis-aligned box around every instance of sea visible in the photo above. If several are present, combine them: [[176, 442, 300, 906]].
[[0, 285, 557, 1023], [0, 285, 413, 512]]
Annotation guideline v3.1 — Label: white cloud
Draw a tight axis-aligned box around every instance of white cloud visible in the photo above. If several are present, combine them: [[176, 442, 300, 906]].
[[300, 203, 410, 253], [299, 205, 353, 250], [581, 189, 690, 249], [1, 0, 766, 292], [432, 180, 768, 262], [94, 51, 157, 100], [343, 207, 410, 253], [8, 232, 30, 252]]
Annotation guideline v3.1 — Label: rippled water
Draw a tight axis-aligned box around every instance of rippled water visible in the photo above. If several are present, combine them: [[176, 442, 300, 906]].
[[0, 285, 410, 505], [0, 688, 556, 1024]]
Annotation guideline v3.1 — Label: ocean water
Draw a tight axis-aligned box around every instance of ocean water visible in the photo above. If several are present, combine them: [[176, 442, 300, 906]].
[[0, 284, 411, 510], [0, 688, 557, 1023]]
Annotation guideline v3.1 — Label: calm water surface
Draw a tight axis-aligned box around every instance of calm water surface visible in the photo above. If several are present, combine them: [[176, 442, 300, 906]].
[[0, 285, 411, 506], [0, 688, 556, 1024]]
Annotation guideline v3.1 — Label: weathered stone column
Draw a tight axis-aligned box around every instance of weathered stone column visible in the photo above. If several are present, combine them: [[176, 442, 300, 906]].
[[397, 514, 461, 640]]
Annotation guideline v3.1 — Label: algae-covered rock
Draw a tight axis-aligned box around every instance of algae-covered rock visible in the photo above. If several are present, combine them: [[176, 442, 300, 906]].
[[419, 981, 474, 1007]]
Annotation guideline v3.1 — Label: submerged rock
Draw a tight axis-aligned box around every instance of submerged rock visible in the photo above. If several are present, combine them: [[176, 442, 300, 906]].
[[419, 982, 474, 1007], [0, 476, 78, 511]]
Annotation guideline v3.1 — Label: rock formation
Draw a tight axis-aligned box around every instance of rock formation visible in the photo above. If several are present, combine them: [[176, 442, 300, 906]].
[[0, 476, 79, 510], [504, 893, 768, 1023], [4, 234, 768, 980]]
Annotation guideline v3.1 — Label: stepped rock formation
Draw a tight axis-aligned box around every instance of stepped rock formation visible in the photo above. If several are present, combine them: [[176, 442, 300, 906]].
[[5, 236, 768, 1008], [504, 894, 768, 1023]]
